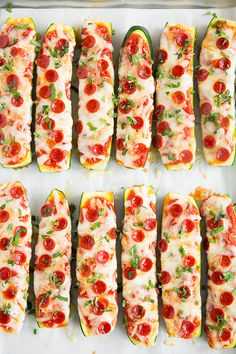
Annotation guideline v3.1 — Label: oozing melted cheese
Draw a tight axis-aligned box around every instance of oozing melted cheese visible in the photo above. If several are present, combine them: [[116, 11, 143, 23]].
[[76, 193, 118, 336], [116, 30, 154, 169], [35, 24, 75, 172], [199, 18, 236, 166], [161, 193, 201, 338], [0, 181, 32, 333], [0, 18, 36, 168], [202, 194, 236, 348], [122, 185, 158, 345], [77, 20, 114, 170], [156, 24, 196, 169], [34, 189, 71, 328]]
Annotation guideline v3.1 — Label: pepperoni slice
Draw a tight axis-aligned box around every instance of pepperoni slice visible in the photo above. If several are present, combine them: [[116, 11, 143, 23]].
[[97, 59, 109, 72], [14, 226, 27, 238], [157, 121, 169, 135], [211, 271, 224, 285], [37, 54, 50, 68], [126, 33, 140, 55], [45, 69, 59, 83], [8, 141, 22, 156], [43, 237, 55, 251], [122, 80, 136, 95], [98, 321, 111, 334], [0, 238, 9, 250], [182, 255, 195, 268], [0, 267, 11, 281], [160, 271, 171, 284], [132, 230, 145, 242], [0, 57, 6, 66], [53, 217, 67, 231], [7, 74, 19, 89], [56, 38, 69, 51], [157, 49, 168, 64], [52, 311, 65, 324], [86, 99, 100, 113], [176, 286, 190, 299], [0, 210, 9, 223], [83, 35, 96, 48], [0, 311, 11, 324], [10, 186, 24, 199], [210, 307, 224, 322], [86, 208, 98, 222], [13, 251, 26, 265], [75, 120, 83, 135], [116, 137, 126, 151], [158, 239, 168, 252], [52, 270, 65, 286], [131, 116, 144, 130], [196, 68, 209, 81], [143, 218, 156, 231], [181, 320, 195, 337], [200, 102, 212, 116], [213, 81, 226, 94], [91, 144, 104, 156], [207, 217, 223, 230], [37, 293, 50, 308], [219, 255, 231, 268], [92, 280, 107, 294], [41, 203, 56, 217], [124, 266, 137, 280], [0, 35, 9, 49], [50, 130, 64, 144], [10, 91, 22, 105], [51, 99, 65, 114], [39, 85, 51, 99], [176, 33, 189, 47], [77, 67, 88, 79], [97, 250, 109, 264], [220, 291, 234, 306], [130, 195, 143, 208], [170, 203, 183, 218], [172, 65, 185, 77], [80, 264, 91, 277], [137, 65, 152, 79], [38, 254, 52, 269], [84, 83, 96, 96], [49, 148, 65, 163], [130, 305, 145, 320], [204, 135, 216, 149], [139, 257, 152, 272], [172, 91, 185, 105], [138, 323, 152, 336], [108, 227, 117, 239], [154, 104, 166, 120], [218, 58, 231, 70], [0, 113, 7, 128], [220, 117, 230, 130], [92, 298, 109, 316], [162, 304, 175, 319], [220, 328, 231, 341], [216, 37, 229, 50], [118, 99, 132, 114], [3, 285, 17, 300], [216, 148, 230, 162], [182, 219, 195, 233], [96, 24, 109, 36], [80, 235, 95, 250], [152, 135, 163, 149], [180, 150, 193, 164]]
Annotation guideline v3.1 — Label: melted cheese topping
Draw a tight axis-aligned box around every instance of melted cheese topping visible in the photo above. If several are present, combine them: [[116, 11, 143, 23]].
[[0, 18, 36, 168], [35, 24, 75, 172], [34, 189, 71, 328], [77, 20, 114, 170], [116, 29, 154, 169], [156, 24, 196, 169], [0, 181, 32, 333], [122, 185, 158, 345], [161, 193, 201, 338], [198, 18, 236, 166], [76, 192, 118, 336], [202, 194, 236, 348]]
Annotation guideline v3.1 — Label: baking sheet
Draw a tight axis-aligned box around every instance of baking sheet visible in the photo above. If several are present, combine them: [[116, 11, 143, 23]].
[[1, 6, 236, 354]]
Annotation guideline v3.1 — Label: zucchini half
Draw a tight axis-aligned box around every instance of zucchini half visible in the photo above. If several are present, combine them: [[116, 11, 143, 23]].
[[0, 18, 36, 169], [35, 23, 75, 172]]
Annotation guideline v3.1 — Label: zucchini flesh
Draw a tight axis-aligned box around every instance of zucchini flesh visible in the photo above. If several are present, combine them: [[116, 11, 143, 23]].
[[155, 23, 196, 170]]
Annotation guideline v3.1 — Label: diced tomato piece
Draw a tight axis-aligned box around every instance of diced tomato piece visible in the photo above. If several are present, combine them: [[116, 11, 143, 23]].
[[108, 227, 117, 239], [220, 116, 230, 130], [183, 255, 195, 268], [207, 217, 223, 230]]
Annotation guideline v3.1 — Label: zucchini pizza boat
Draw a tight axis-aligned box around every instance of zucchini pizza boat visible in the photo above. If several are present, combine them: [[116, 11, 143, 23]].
[[34, 189, 71, 328], [76, 192, 118, 336], [116, 26, 154, 169], [159, 193, 201, 338], [197, 18, 236, 166], [0, 181, 32, 333], [35, 23, 75, 172], [76, 19, 114, 170], [122, 185, 158, 345], [0, 17, 36, 168], [202, 194, 236, 348], [155, 23, 196, 169]]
